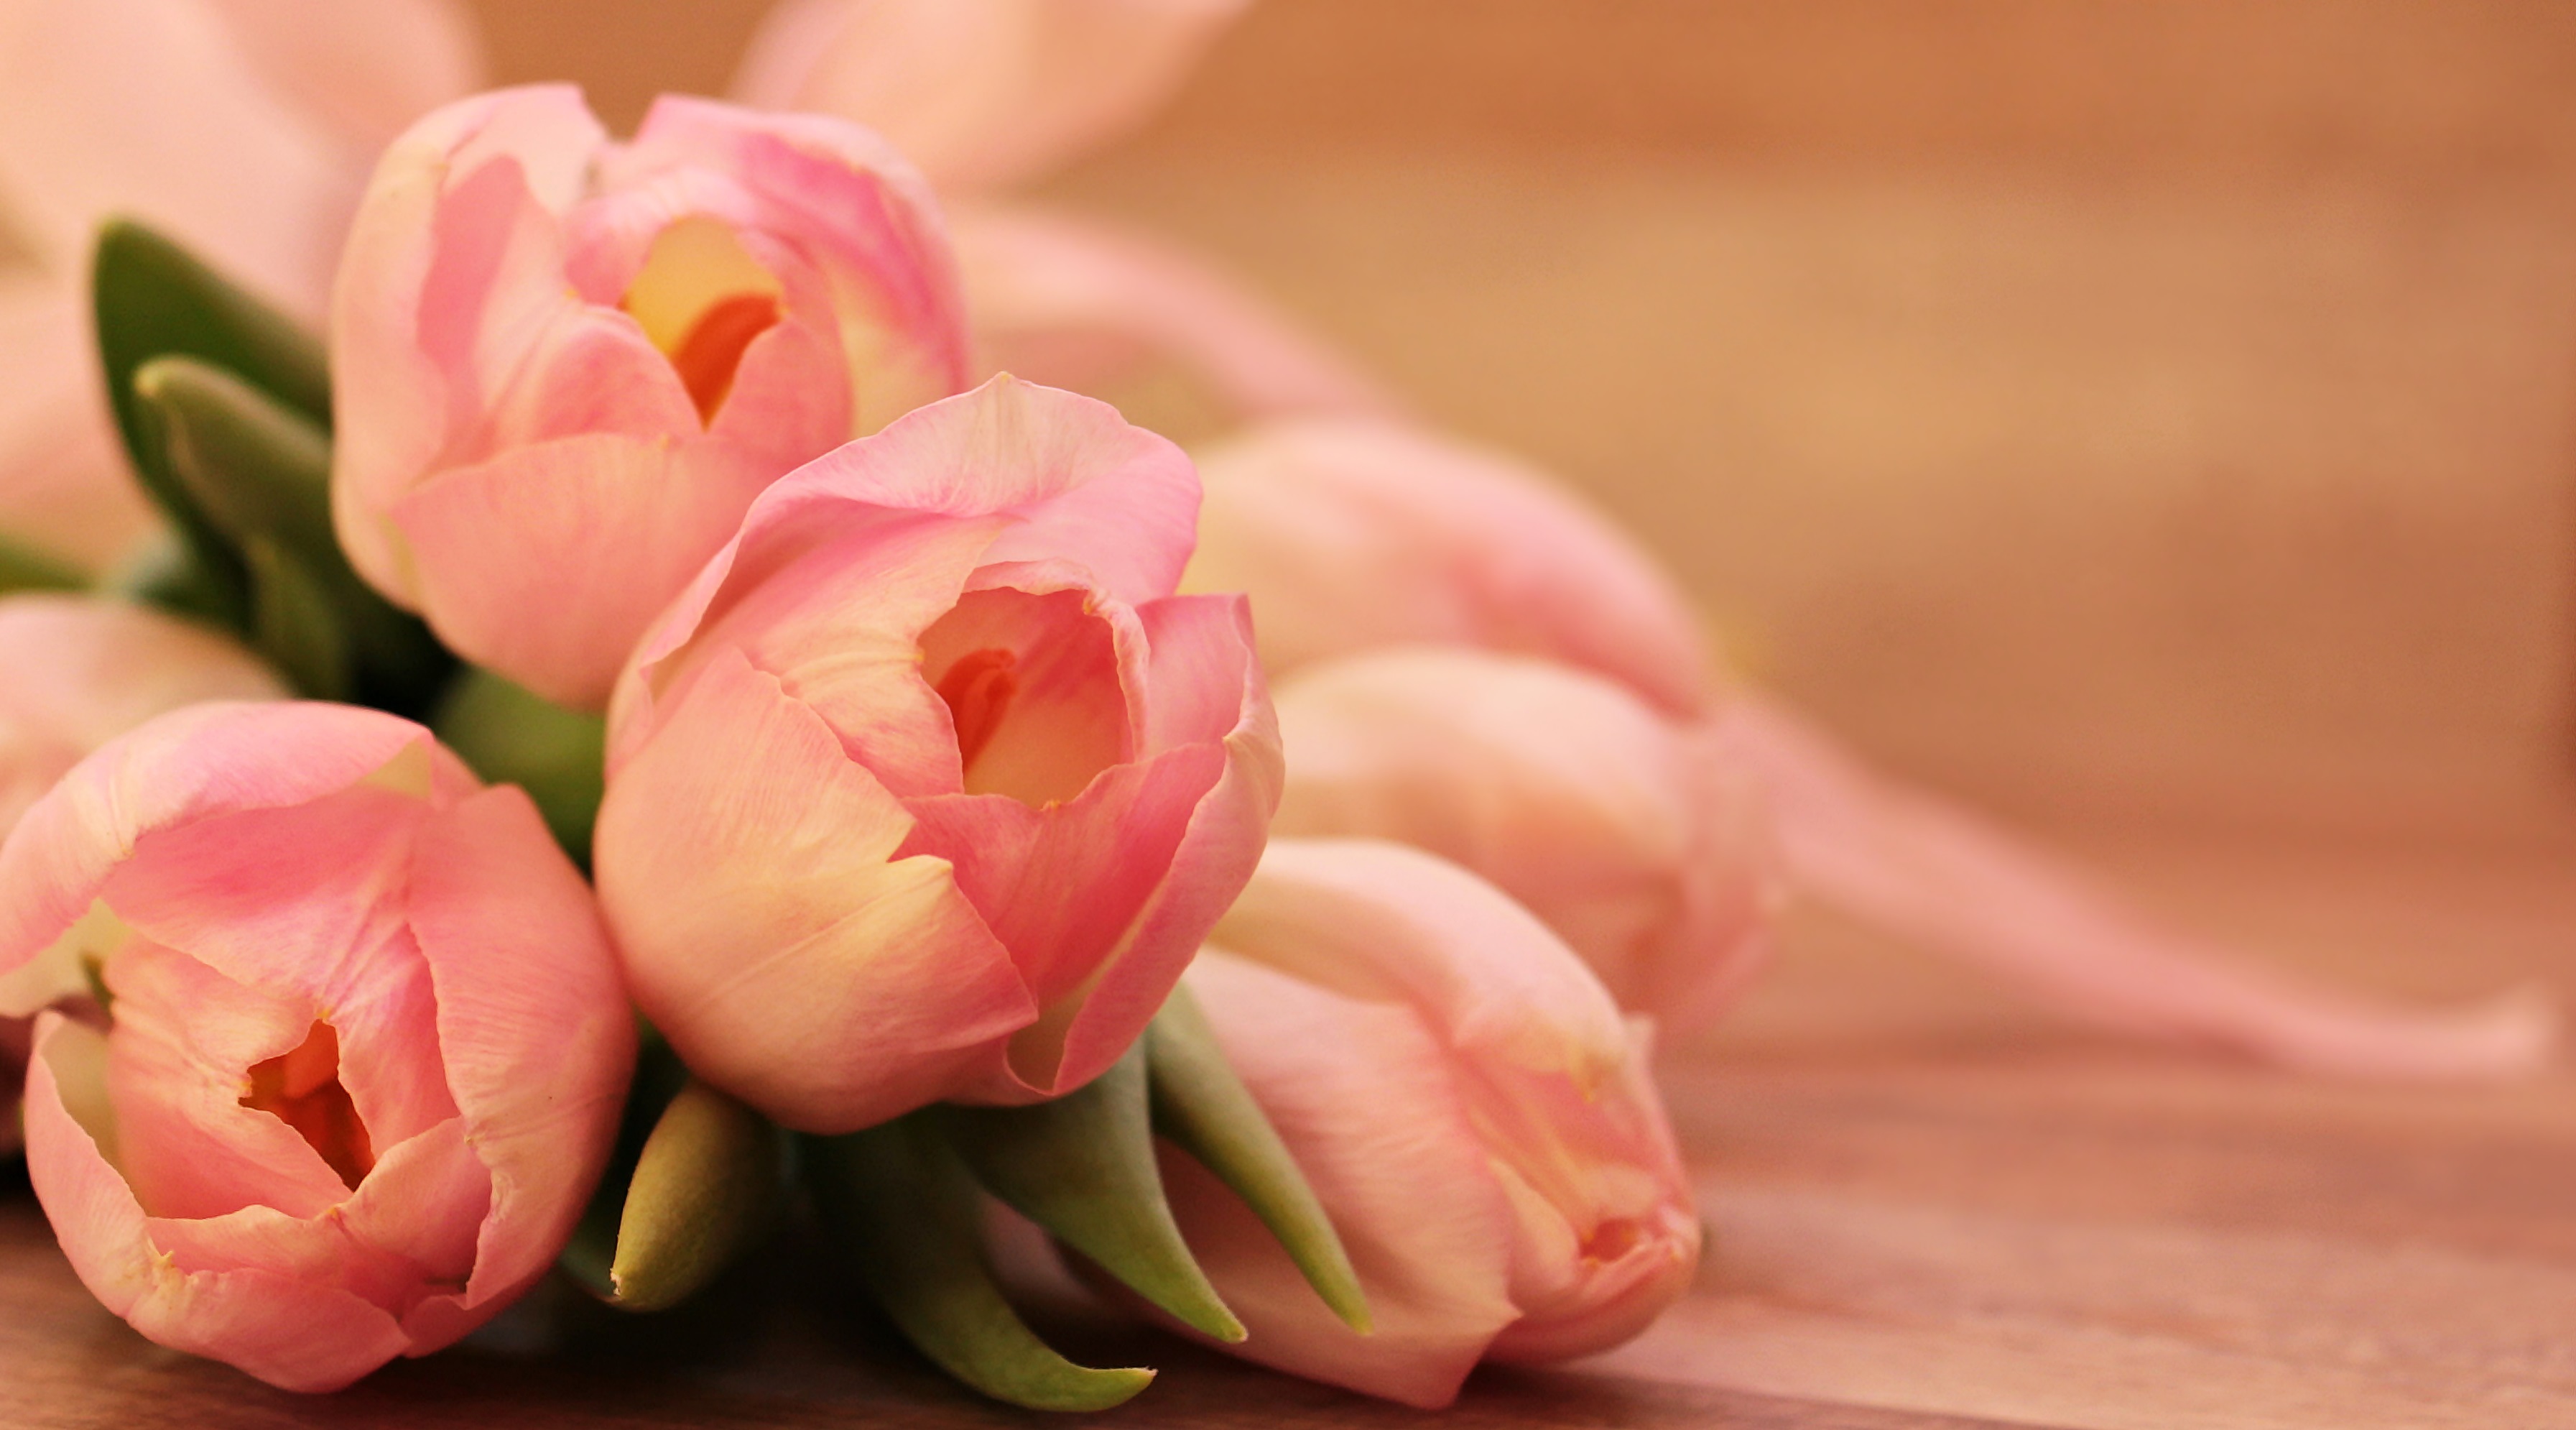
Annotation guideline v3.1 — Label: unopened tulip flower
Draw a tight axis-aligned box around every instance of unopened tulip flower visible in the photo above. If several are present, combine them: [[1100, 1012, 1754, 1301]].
[[732, 0, 1251, 196], [1165, 838, 1700, 1408], [1187, 416, 2554, 1079], [330, 85, 971, 707], [1271, 646, 1774, 1032], [1183, 418, 1710, 713], [0, 702, 634, 1392], [0, 0, 483, 571], [596, 375, 1279, 1133]]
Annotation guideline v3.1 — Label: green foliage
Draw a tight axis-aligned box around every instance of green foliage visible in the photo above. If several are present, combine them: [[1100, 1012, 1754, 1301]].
[[939, 1041, 1246, 1342], [131, 356, 451, 712], [432, 668, 606, 867], [92, 220, 328, 630], [805, 1115, 1157, 1413]]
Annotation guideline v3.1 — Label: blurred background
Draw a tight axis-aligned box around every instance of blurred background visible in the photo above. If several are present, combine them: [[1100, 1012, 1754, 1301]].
[[472, 0, 2576, 852]]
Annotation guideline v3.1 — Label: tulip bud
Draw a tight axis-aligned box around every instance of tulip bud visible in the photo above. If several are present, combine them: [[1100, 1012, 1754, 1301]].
[[1186, 415, 2554, 1080], [1163, 839, 1701, 1408], [330, 85, 972, 708], [596, 376, 1279, 1133], [1182, 417, 1713, 714], [1271, 646, 1774, 1032], [0, 702, 634, 1392]]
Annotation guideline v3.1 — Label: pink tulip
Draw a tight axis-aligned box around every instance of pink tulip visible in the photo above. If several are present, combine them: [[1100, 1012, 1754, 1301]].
[[1271, 646, 1774, 1033], [0, 593, 286, 847], [1166, 839, 1700, 1408], [732, 0, 1251, 195], [1183, 418, 1711, 714], [0, 701, 634, 1392], [0, 594, 284, 1157], [595, 375, 1278, 1133], [330, 86, 972, 709], [1186, 416, 2555, 1078], [0, 0, 482, 571]]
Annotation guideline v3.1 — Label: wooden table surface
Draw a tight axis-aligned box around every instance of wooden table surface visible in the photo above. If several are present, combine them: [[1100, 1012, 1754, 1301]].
[[6, 821, 2574, 1429]]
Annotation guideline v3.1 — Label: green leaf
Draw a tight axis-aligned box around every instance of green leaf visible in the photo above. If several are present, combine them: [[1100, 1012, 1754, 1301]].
[[101, 529, 235, 624], [92, 221, 328, 629], [1147, 985, 1371, 1333], [131, 356, 453, 714], [432, 668, 606, 867], [938, 1042, 1244, 1343], [239, 537, 351, 699], [804, 1116, 1155, 1413], [0, 532, 83, 595], [598, 1079, 783, 1313]]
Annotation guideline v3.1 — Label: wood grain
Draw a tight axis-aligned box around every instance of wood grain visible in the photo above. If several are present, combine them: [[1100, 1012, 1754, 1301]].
[[6, 824, 2572, 1429]]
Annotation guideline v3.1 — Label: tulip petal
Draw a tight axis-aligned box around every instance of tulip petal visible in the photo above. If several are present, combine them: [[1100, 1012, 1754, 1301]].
[[756, 377, 1200, 610], [731, 0, 1251, 194], [24, 1012, 413, 1393], [1213, 840, 1635, 1092], [958, 207, 1396, 422], [330, 84, 608, 604], [919, 583, 1133, 803], [1719, 692, 2560, 1079], [1023, 599, 1280, 1097], [1271, 647, 1776, 1030], [101, 939, 359, 1222], [614, 96, 971, 427], [669, 512, 1006, 799], [392, 434, 770, 709], [399, 783, 632, 1349], [142, 1114, 491, 1322], [913, 593, 1277, 1101], [903, 743, 1224, 1069], [596, 649, 1032, 1133], [0, 703, 465, 1008], [1183, 418, 1714, 716], [99, 784, 462, 1155], [1170, 952, 1518, 1409]]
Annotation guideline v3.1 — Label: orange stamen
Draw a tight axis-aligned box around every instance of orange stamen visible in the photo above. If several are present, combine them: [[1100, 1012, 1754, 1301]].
[[936, 647, 1020, 771], [241, 1020, 375, 1191], [1579, 1217, 1644, 1263], [667, 292, 781, 423]]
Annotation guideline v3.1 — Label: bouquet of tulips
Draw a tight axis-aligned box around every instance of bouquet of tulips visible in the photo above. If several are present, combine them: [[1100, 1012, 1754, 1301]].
[[0, 0, 2551, 1413]]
